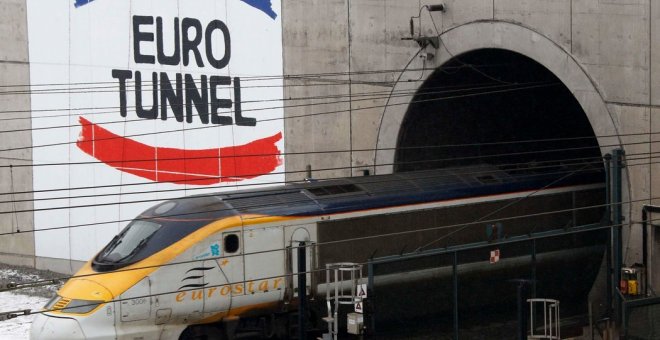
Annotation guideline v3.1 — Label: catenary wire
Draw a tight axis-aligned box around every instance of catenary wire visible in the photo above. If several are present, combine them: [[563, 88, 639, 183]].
[[0, 83, 574, 153], [0, 155, 608, 237], [0, 149, 608, 212], [0, 80, 540, 123]]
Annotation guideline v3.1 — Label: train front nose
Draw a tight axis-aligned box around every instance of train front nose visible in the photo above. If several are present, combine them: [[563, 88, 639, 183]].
[[30, 313, 86, 340], [29, 277, 116, 340]]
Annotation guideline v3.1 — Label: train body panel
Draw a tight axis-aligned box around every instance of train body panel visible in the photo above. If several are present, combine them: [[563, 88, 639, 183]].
[[30, 164, 607, 339]]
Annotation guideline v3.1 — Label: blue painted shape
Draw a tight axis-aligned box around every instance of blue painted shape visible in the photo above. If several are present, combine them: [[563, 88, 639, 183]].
[[74, 0, 95, 8], [210, 243, 220, 256], [241, 0, 277, 19]]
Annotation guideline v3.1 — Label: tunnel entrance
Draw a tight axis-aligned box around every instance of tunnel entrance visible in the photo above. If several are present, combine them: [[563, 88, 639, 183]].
[[391, 49, 608, 334], [395, 49, 602, 173]]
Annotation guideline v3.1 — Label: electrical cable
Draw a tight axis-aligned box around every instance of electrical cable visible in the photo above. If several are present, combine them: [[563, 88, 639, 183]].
[[0, 64, 515, 91], [0, 158, 607, 239], [0, 79, 532, 123], [0, 83, 559, 155], [0, 151, 606, 216]]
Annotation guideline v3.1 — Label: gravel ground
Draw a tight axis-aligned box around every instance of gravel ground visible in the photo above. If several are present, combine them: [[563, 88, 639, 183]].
[[0, 264, 64, 340]]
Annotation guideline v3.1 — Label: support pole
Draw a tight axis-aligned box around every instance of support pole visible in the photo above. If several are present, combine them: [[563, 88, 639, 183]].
[[368, 261, 376, 334], [531, 240, 537, 299], [298, 242, 307, 340], [604, 154, 612, 316], [453, 252, 459, 340], [512, 280, 531, 340], [612, 149, 624, 323], [641, 205, 660, 296]]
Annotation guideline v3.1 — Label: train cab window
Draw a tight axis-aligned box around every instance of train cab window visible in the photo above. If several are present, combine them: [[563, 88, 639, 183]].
[[96, 220, 161, 264], [224, 234, 240, 254]]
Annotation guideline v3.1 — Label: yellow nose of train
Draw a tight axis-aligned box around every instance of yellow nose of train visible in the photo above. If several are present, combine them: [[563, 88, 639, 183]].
[[30, 278, 116, 340]]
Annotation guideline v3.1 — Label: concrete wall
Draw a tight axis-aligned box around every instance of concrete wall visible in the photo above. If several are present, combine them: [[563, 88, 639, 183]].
[[282, 0, 657, 287], [0, 0, 654, 279], [0, 0, 34, 268]]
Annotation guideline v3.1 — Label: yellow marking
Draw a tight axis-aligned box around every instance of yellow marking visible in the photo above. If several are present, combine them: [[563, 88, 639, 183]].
[[174, 278, 283, 303], [59, 215, 300, 305], [221, 259, 229, 266], [175, 292, 186, 302]]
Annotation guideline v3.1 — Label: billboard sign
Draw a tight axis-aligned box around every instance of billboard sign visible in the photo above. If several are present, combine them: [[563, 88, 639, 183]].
[[27, 0, 284, 261]]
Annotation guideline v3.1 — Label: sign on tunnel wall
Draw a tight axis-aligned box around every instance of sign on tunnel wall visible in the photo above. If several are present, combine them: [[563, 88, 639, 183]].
[[27, 0, 284, 261]]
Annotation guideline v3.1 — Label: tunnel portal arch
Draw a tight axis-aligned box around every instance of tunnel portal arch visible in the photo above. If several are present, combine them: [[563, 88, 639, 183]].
[[375, 21, 621, 175]]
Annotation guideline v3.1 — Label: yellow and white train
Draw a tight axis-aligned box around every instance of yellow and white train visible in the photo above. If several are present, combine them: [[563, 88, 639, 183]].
[[30, 163, 606, 339]]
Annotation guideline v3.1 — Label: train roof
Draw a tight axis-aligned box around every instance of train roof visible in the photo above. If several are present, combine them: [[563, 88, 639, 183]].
[[214, 162, 603, 217]]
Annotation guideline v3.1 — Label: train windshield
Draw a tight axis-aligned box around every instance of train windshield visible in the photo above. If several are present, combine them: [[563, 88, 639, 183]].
[[92, 195, 237, 272], [96, 220, 161, 264]]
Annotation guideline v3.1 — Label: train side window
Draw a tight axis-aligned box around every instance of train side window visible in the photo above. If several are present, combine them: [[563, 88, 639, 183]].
[[224, 234, 240, 254]]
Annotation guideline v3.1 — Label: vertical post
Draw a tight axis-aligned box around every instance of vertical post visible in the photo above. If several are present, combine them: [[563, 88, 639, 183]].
[[512, 280, 530, 340], [612, 149, 624, 324], [604, 154, 612, 317], [305, 165, 312, 179], [517, 282, 525, 340], [604, 154, 612, 225], [642, 207, 648, 297], [298, 242, 307, 340], [531, 240, 537, 299], [572, 191, 577, 227], [368, 260, 376, 334], [452, 252, 459, 340]]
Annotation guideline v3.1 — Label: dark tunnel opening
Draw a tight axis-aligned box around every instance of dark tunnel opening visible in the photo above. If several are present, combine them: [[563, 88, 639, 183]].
[[390, 49, 608, 331], [395, 49, 602, 174]]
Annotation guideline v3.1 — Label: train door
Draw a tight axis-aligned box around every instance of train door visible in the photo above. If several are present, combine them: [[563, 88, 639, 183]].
[[196, 233, 237, 313], [244, 225, 286, 302], [285, 225, 316, 300], [202, 231, 244, 314]]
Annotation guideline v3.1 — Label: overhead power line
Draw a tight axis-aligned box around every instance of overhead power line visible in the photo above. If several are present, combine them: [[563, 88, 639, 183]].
[[0, 83, 570, 154], [0, 64, 516, 92], [0, 80, 541, 122], [0, 156, 606, 235]]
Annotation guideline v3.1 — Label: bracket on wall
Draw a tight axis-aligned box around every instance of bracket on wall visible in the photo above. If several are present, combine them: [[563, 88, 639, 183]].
[[402, 36, 439, 49]]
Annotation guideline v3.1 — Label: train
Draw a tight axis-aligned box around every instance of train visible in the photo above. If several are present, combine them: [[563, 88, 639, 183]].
[[30, 162, 607, 339]]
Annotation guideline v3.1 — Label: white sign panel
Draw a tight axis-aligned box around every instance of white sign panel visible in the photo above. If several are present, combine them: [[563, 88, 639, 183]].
[[354, 301, 363, 314], [357, 283, 367, 299], [490, 249, 500, 264], [27, 0, 284, 261]]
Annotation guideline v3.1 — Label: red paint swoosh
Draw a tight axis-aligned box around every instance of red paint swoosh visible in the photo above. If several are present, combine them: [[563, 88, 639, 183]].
[[76, 117, 282, 185]]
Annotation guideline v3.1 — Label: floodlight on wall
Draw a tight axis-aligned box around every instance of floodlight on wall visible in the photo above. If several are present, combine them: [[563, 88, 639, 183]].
[[402, 4, 446, 49], [427, 4, 446, 12]]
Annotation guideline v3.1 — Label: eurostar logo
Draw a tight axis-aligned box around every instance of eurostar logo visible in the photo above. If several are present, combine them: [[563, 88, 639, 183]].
[[74, 0, 279, 20]]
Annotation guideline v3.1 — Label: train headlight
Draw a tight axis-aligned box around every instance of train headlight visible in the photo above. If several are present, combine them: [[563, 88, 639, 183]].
[[47, 296, 104, 314]]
